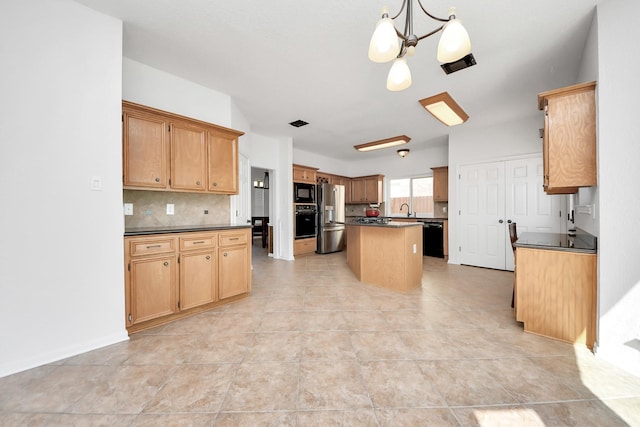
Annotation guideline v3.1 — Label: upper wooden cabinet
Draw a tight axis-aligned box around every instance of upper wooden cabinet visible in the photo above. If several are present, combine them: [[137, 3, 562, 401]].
[[432, 166, 448, 202], [170, 121, 207, 191], [349, 175, 383, 204], [123, 101, 243, 194], [538, 81, 597, 194], [208, 131, 239, 194], [293, 164, 318, 183], [122, 107, 168, 189], [316, 172, 331, 184]]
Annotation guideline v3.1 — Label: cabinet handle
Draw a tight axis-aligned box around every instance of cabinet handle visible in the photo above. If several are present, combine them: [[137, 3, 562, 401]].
[[146, 244, 161, 249], [507, 219, 512, 224], [193, 241, 205, 244], [155, 177, 160, 182], [212, 182, 218, 187], [163, 261, 169, 267], [223, 253, 228, 257], [196, 180, 201, 185], [206, 255, 211, 260], [498, 219, 504, 224], [229, 237, 239, 241]]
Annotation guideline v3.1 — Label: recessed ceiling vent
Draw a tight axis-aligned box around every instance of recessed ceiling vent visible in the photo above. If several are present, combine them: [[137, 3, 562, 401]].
[[289, 120, 309, 128], [441, 53, 477, 75]]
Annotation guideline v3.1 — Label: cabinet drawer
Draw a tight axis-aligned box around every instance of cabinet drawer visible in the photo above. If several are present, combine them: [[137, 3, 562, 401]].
[[128, 237, 176, 256], [219, 231, 248, 247], [294, 238, 316, 255], [179, 234, 216, 250]]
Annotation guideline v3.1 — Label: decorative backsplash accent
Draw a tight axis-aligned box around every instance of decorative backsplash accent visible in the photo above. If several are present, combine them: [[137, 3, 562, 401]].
[[124, 190, 231, 228]]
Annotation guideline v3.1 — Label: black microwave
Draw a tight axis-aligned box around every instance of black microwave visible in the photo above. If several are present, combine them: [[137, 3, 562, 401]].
[[294, 182, 315, 203]]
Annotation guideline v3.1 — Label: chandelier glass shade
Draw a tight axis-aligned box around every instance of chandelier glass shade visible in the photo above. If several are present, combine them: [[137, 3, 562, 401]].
[[368, 2, 471, 90]]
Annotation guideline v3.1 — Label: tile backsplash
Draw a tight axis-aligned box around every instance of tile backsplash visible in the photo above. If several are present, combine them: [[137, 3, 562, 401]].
[[124, 190, 230, 228]]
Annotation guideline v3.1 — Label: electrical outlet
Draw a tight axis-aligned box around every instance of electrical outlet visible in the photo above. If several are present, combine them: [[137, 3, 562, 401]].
[[123, 203, 133, 216], [166, 204, 175, 215]]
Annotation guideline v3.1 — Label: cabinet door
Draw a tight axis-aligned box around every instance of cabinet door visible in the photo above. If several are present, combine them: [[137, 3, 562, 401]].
[[293, 166, 316, 184], [350, 179, 365, 203], [129, 255, 177, 325], [218, 245, 249, 299], [432, 167, 448, 202], [180, 250, 217, 310], [363, 177, 381, 203], [123, 110, 168, 189], [170, 122, 206, 191], [208, 132, 238, 194], [546, 91, 596, 189]]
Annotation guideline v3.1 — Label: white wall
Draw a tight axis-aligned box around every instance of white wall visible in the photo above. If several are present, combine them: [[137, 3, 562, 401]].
[[123, 58, 232, 127], [447, 116, 543, 265], [294, 143, 448, 180], [574, 13, 600, 236], [246, 134, 295, 260], [593, 0, 640, 377], [0, 0, 127, 376]]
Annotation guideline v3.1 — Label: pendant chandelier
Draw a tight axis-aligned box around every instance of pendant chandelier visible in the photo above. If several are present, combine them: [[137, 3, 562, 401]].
[[368, 1, 473, 91]]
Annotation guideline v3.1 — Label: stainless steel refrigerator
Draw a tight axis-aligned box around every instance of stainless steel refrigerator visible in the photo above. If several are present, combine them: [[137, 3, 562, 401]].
[[317, 183, 345, 254]]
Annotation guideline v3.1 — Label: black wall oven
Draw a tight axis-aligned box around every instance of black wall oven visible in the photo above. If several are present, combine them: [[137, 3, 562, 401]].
[[295, 205, 317, 239], [294, 182, 315, 204]]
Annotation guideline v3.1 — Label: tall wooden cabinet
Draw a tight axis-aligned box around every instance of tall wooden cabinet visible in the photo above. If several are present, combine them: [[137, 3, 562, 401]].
[[538, 81, 597, 194], [122, 101, 243, 194], [432, 167, 448, 202]]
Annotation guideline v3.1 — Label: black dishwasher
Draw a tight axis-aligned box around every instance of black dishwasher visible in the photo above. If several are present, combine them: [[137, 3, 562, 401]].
[[422, 222, 444, 258]]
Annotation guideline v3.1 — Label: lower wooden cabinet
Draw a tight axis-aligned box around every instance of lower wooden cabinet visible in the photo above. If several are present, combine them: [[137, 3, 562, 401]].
[[129, 254, 178, 324], [515, 247, 597, 349], [124, 228, 251, 333], [294, 237, 316, 256]]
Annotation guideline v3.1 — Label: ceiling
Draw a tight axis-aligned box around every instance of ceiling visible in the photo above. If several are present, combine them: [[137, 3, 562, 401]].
[[75, 0, 599, 161]]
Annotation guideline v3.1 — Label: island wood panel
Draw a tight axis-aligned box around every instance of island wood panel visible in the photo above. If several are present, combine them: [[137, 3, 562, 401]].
[[346, 226, 362, 278], [515, 247, 597, 348], [347, 224, 422, 292]]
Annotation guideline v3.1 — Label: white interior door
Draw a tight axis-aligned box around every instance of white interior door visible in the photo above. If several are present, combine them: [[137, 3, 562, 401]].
[[459, 155, 565, 271], [504, 156, 565, 270], [458, 161, 506, 270]]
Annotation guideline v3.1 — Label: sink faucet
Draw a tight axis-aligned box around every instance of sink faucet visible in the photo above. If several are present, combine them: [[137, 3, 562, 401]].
[[400, 203, 411, 217]]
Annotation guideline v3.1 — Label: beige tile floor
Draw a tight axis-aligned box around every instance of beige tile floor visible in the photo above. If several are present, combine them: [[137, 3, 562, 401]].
[[2, 245, 640, 426]]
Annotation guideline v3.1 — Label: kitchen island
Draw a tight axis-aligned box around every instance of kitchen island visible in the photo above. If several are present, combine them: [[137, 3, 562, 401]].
[[514, 229, 597, 349], [346, 221, 423, 292]]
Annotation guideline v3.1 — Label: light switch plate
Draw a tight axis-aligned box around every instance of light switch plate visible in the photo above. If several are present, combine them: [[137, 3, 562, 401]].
[[123, 203, 133, 216], [166, 204, 175, 215], [90, 175, 102, 191]]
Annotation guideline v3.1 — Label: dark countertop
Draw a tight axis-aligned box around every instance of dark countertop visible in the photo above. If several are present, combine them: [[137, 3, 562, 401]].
[[125, 224, 251, 236], [514, 229, 597, 254], [346, 221, 423, 229]]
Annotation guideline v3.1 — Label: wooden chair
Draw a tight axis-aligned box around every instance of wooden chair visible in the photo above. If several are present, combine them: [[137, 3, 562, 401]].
[[251, 217, 268, 248], [509, 222, 518, 308]]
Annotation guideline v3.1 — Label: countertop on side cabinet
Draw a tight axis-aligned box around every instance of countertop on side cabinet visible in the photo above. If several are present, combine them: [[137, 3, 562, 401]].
[[124, 224, 251, 236], [514, 229, 597, 254], [347, 221, 423, 229]]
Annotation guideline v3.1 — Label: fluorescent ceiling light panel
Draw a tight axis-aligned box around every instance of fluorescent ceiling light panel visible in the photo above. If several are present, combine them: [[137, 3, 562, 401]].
[[418, 92, 469, 126], [354, 135, 411, 152]]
